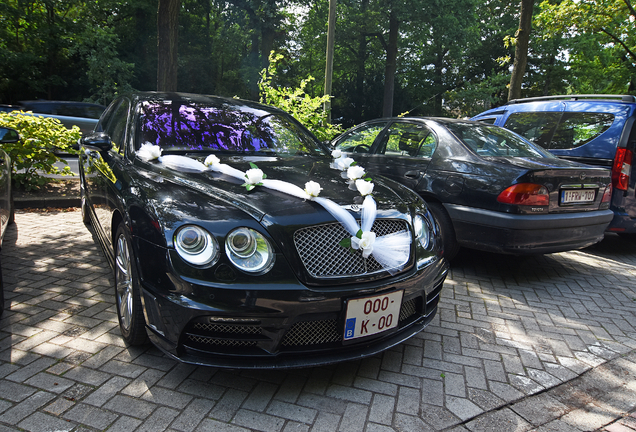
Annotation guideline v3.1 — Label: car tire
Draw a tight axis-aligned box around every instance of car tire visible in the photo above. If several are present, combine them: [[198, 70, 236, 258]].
[[428, 202, 460, 261], [114, 222, 148, 345]]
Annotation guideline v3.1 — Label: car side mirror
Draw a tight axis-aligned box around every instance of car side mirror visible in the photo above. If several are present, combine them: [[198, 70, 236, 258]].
[[0, 127, 20, 143], [81, 132, 113, 152]]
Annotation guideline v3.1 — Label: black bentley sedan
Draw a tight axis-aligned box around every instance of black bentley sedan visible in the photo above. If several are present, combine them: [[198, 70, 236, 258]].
[[79, 93, 448, 368], [331, 117, 614, 259]]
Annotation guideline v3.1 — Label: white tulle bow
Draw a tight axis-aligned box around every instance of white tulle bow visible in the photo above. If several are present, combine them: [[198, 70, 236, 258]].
[[137, 144, 411, 274]]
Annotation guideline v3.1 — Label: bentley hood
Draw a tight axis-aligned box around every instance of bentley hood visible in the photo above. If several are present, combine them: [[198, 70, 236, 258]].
[[140, 155, 414, 223]]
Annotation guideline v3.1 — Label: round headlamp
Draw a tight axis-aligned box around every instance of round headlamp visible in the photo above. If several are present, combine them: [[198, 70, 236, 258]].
[[225, 227, 274, 273], [174, 225, 219, 266]]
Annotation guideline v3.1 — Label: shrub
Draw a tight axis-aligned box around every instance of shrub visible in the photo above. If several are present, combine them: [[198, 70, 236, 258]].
[[0, 112, 80, 191], [259, 53, 344, 142]]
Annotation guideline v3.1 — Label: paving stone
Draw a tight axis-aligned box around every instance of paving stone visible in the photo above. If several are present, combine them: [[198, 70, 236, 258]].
[[4, 357, 56, 383], [465, 407, 533, 432], [367, 394, 394, 425], [17, 411, 76, 432], [62, 365, 111, 386], [267, 400, 318, 424], [394, 412, 434, 431], [396, 386, 420, 415], [338, 403, 368, 432], [509, 393, 569, 426], [325, 384, 372, 404], [296, 393, 347, 416], [62, 403, 118, 429], [106, 415, 143, 432], [170, 398, 213, 432], [0, 379, 36, 402], [242, 381, 278, 412], [199, 418, 252, 432], [141, 385, 194, 410], [445, 396, 484, 421], [43, 397, 75, 416], [24, 372, 74, 394], [0, 391, 55, 424], [232, 409, 285, 432], [103, 394, 156, 419], [82, 375, 131, 407], [419, 404, 461, 430], [121, 367, 167, 397], [136, 406, 179, 432], [560, 402, 622, 432]]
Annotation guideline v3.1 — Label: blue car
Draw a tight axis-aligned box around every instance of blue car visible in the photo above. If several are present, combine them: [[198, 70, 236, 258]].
[[472, 95, 636, 238]]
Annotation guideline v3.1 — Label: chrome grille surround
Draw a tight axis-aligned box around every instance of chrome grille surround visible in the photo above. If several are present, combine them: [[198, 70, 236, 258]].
[[294, 219, 411, 278]]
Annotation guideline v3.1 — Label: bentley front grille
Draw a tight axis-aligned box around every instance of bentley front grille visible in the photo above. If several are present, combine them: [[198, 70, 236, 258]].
[[281, 297, 420, 348], [294, 219, 411, 278], [183, 321, 265, 352], [281, 319, 340, 347]]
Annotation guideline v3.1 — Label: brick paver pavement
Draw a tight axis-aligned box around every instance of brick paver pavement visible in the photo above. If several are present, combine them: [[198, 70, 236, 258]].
[[1, 209, 636, 431]]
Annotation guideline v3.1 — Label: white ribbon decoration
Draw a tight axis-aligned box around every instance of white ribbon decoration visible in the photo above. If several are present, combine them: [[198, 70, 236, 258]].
[[137, 144, 411, 274]]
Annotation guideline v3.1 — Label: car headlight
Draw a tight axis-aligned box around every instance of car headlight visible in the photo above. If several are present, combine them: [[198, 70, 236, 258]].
[[414, 214, 431, 249], [226, 228, 275, 273], [174, 225, 219, 267]]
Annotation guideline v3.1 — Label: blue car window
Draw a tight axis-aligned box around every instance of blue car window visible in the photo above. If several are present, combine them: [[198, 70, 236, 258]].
[[550, 112, 614, 149]]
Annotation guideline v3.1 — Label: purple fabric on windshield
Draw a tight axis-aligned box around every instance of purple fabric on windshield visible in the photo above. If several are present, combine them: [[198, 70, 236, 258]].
[[138, 102, 270, 152]]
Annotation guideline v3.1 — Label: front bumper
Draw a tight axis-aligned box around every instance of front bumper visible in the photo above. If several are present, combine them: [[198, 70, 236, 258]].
[[136, 245, 449, 369], [445, 204, 614, 255]]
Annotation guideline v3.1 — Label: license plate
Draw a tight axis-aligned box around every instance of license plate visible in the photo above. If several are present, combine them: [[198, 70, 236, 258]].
[[561, 189, 595, 204], [343, 290, 403, 340]]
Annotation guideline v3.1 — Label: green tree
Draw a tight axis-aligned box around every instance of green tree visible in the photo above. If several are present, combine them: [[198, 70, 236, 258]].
[[259, 53, 344, 141], [508, 0, 535, 101], [537, 0, 636, 93]]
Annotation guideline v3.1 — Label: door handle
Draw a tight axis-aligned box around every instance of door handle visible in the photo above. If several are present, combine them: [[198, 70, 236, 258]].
[[404, 170, 422, 179]]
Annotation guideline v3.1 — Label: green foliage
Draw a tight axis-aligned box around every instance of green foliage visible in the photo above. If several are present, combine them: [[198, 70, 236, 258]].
[[535, 0, 636, 94], [70, 26, 135, 105], [258, 53, 344, 142], [0, 112, 79, 191]]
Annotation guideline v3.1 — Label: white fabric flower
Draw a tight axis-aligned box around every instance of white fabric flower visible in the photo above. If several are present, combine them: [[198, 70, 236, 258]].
[[304, 181, 322, 198], [332, 157, 355, 171], [331, 149, 342, 159], [137, 143, 162, 161], [245, 168, 264, 185], [347, 165, 366, 181], [355, 179, 374, 196], [351, 231, 376, 258], [204, 154, 220, 167]]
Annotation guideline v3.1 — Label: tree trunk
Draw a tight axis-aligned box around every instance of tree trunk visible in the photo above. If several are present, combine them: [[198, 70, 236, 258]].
[[323, 0, 337, 123], [508, 0, 534, 101], [157, 0, 180, 92], [382, 11, 399, 118]]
